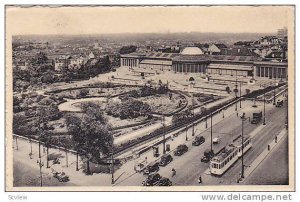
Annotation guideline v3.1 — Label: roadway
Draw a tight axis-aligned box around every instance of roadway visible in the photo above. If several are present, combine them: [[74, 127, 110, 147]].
[[115, 96, 288, 186]]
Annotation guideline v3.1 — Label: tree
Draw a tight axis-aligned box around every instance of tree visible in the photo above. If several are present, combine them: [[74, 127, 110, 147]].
[[189, 77, 195, 82], [80, 88, 89, 97], [31, 52, 48, 65], [119, 45, 137, 54], [66, 104, 113, 175]]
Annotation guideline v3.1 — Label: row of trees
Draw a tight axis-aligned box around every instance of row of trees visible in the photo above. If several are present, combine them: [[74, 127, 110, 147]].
[[122, 84, 169, 100], [13, 52, 112, 92], [65, 102, 113, 174]]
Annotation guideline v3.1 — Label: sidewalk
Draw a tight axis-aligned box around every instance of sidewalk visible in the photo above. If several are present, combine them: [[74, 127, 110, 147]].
[[240, 128, 287, 182]]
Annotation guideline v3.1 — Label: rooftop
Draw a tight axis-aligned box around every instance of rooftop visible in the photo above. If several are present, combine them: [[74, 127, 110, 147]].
[[181, 47, 204, 55]]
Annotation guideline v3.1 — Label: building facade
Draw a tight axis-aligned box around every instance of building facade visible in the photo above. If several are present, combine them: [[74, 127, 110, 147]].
[[120, 47, 288, 80]]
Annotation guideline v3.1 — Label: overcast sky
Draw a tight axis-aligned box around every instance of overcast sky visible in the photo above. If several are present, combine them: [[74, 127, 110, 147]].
[[6, 6, 293, 35]]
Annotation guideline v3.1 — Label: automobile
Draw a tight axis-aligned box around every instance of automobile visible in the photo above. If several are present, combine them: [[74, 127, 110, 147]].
[[158, 177, 172, 186], [201, 149, 214, 163], [53, 171, 70, 182], [143, 162, 160, 175], [159, 154, 173, 167], [212, 137, 220, 144], [142, 173, 162, 186], [174, 144, 188, 156], [276, 100, 283, 107], [192, 135, 205, 146]]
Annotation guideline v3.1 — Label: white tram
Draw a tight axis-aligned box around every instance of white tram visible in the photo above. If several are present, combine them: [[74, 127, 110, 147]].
[[209, 135, 252, 176]]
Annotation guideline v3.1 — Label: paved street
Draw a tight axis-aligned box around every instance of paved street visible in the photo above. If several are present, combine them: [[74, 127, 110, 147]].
[[115, 97, 288, 186]]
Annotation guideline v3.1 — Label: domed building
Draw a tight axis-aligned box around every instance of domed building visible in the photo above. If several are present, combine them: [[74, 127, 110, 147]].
[[172, 47, 210, 73]]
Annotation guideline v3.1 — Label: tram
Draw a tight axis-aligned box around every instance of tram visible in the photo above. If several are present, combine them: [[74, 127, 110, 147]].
[[209, 135, 252, 176]]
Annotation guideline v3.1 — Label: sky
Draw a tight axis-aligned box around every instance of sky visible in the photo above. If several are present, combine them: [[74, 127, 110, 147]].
[[6, 6, 293, 35]]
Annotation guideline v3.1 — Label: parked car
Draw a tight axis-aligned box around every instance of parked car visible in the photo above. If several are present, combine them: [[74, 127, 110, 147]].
[[143, 162, 160, 175], [212, 137, 220, 144], [201, 149, 214, 163], [192, 135, 205, 146], [276, 100, 283, 107], [158, 177, 172, 186], [142, 173, 162, 186], [159, 154, 173, 167], [174, 144, 188, 156]]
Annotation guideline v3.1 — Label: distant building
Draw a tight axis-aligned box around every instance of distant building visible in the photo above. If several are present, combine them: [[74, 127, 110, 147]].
[[120, 46, 288, 80], [88, 52, 95, 59], [208, 44, 227, 55], [277, 27, 288, 39], [258, 36, 280, 46]]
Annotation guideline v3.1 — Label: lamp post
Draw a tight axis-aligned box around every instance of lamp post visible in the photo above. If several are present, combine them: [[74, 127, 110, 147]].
[[162, 115, 166, 154], [239, 82, 242, 108], [37, 158, 44, 187], [210, 113, 213, 152], [192, 94, 195, 136], [111, 146, 115, 184], [185, 125, 188, 141], [235, 71, 238, 111], [263, 91, 266, 125], [240, 113, 246, 179], [76, 152, 79, 171], [273, 75, 276, 105]]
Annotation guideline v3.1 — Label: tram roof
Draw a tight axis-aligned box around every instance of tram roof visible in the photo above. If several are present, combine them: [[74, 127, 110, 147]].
[[232, 135, 251, 146], [211, 145, 236, 163]]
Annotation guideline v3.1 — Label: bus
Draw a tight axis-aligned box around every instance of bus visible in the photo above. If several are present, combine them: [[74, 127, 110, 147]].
[[209, 135, 252, 176]]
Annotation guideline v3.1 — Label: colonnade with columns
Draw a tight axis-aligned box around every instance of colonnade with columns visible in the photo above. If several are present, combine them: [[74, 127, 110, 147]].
[[172, 62, 207, 73], [120, 58, 139, 68], [255, 66, 287, 79]]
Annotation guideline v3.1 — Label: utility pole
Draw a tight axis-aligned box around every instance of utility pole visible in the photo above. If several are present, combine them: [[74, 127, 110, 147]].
[[235, 70, 238, 111], [263, 91, 266, 125], [239, 82, 242, 108], [76, 152, 79, 171], [273, 75, 276, 105], [37, 158, 44, 187], [192, 94, 195, 136], [162, 115, 166, 154], [111, 146, 114, 184], [241, 116, 245, 179], [210, 113, 213, 152], [185, 125, 188, 141]]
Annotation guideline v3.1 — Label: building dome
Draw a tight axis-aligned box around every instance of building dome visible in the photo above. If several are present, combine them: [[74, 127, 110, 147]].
[[181, 47, 204, 55]]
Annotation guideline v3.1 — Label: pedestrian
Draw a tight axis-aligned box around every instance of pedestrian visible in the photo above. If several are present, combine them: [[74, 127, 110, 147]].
[[172, 168, 176, 177], [198, 175, 202, 184], [275, 136, 278, 143]]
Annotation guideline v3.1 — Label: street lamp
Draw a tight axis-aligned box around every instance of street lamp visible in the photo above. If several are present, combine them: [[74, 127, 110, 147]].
[[192, 94, 195, 136], [37, 158, 44, 187], [235, 70, 238, 111], [240, 113, 246, 179], [239, 82, 242, 108], [210, 112, 213, 153], [111, 147, 115, 184], [185, 125, 188, 141], [273, 75, 276, 105], [161, 115, 166, 154], [263, 91, 266, 125]]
